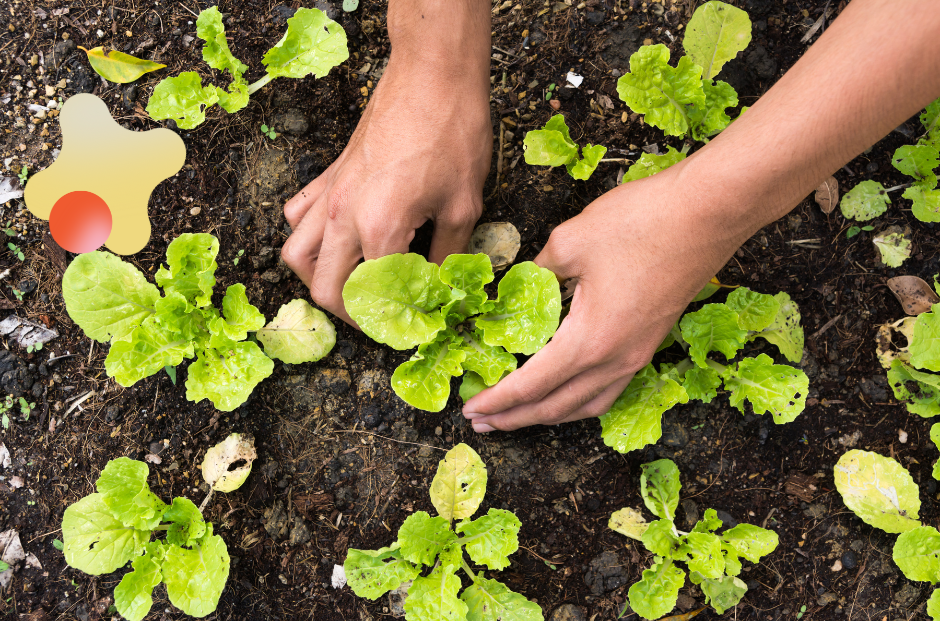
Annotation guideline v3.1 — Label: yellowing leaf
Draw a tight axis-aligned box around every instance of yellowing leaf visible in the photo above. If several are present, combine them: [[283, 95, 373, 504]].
[[200, 433, 257, 492], [609, 507, 650, 541], [79, 46, 166, 83], [833, 449, 921, 533], [429, 444, 487, 522]]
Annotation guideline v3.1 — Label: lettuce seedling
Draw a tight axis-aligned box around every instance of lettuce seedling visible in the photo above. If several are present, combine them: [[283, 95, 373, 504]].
[[523, 115, 607, 180], [610, 459, 778, 619], [600, 287, 808, 454], [147, 7, 348, 129], [62, 457, 230, 621], [344, 443, 543, 621], [62, 233, 336, 411], [342, 253, 560, 411], [842, 97, 940, 222]]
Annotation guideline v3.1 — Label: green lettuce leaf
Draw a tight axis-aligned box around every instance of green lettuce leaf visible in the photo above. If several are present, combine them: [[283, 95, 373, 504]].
[[155, 233, 219, 308], [893, 525, 940, 582], [887, 359, 940, 417], [96, 457, 167, 531], [641, 519, 683, 557], [720, 541, 742, 577], [566, 143, 607, 181], [910, 305, 940, 372], [681, 365, 722, 403], [404, 565, 468, 621], [701, 575, 747, 615], [215, 82, 249, 114], [185, 340, 275, 411], [892, 144, 939, 186], [523, 115, 579, 167], [721, 524, 778, 562], [457, 330, 517, 386], [62, 251, 159, 343], [105, 319, 194, 387], [693, 508, 723, 534], [440, 253, 494, 293], [617, 44, 706, 137], [343, 253, 450, 350], [724, 354, 808, 423], [207, 284, 265, 345], [391, 337, 466, 412], [873, 229, 912, 268], [146, 72, 220, 129], [600, 363, 689, 454], [114, 546, 163, 621], [477, 262, 561, 355], [622, 147, 686, 183], [905, 182, 940, 223], [929, 588, 940, 621], [429, 443, 487, 522], [833, 449, 921, 533], [456, 508, 521, 571], [62, 493, 149, 575], [686, 532, 724, 579], [932, 423, 940, 481], [162, 526, 230, 618], [628, 557, 684, 620], [749, 292, 804, 363], [151, 292, 201, 342], [609, 507, 650, 541], [682, 0, 752, 79], [688, 79, 738, 141], [840, 180, 890, 221], [725, 287, 780, 331], [344, 545, 420, 600], [196, 7, 247, 81], [922, 97, 940, 144], [256, 298, 336, 363], [397, 511, 456, 566], [459, 371, 491, 402], [461, 577, 543, 621], [679, 303, 747, 367], [163, 497, 207, 548], [640, 459, 681, 521], [262, 8, 349, 80]]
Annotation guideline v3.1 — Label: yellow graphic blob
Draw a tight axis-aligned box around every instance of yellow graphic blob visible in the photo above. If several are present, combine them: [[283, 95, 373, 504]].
[[25, 93, 185, 255]]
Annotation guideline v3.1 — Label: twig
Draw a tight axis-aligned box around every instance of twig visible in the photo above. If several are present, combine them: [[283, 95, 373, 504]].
[[599, 158, 633, 164], [65, 390, 95, 415], [199, 488, 214, 513], [810, 314, 843, 340]]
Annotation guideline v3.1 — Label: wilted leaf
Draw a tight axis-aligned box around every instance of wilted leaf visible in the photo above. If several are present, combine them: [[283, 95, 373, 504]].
[[0, 530, 26, 587], [834, 449, 921, 533], [814, 176, 839, 214], [888, 276, 940, 316], [873, 226, 912, 268], [201, 433, 257, 493], [0, 315, 58, 349], [609, 507, 650, 541], [469, 223, 521, 270], [79, 46, 166, 83]]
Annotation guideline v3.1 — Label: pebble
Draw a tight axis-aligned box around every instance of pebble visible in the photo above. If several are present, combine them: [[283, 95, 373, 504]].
[[841, 550, 858, 570], [830, 559, 842, 572], [898, 429, 908, 443], [45, 86, 55, 97], [549, 604, 586, 621], [549, 99, 561, 110], [190, 207, 201, 216]]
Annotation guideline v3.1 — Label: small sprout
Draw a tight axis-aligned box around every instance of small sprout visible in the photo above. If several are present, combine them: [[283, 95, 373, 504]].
[[25, 343, 43, 354], [797, 605, 807, 619], [260, 124, 277, 140], [846, 225, 874, 238], [10, 287, 23, 302], [0, 561, 8, 572], [545, 82, 556, 100], [52, 539, 64, 551], [17, 166, 28, 186], [233, 249, 245, 265], [7, 243, 25, 261]]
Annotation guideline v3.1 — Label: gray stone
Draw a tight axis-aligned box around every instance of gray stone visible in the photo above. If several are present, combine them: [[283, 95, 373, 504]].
[[262, 500, 289, 539], [261, 269, 281, 283], [288, 517, 311, 546], [251, 246, 275, 270], [817, 592, 838, 606], [50, 39, 76, 70], [584, 10, 605, 26], [715, 509, 738, 528], [273, 108, 310, 136], [894, 583, 921, 608], [841, 550, 858, 570], [584, 550, 627, 595], [271, 5, 296, 25], [549, 604, 586, 621]]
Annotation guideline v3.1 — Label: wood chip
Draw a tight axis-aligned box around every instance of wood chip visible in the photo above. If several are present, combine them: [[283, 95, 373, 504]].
[[785, 472, 817, 502], [814, 176, 838, 214]]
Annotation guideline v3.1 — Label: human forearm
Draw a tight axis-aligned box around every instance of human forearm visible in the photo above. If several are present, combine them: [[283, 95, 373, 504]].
[[684, 0, 940, 249]]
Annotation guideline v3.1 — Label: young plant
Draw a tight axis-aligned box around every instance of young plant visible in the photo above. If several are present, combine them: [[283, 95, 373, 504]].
[[260, 124, 277, 140], [147, 7, 348, 129], [833, 450, 940, 619], [342, 253, 561, 411], [618, 2, 749, 139], [846, 225, 874, 238], [25, 342, 42, 354], [523, 114, 607, 180], [876, 281, 940, 416], [610, 459, 778, 619], [344, 443, 543, 621], [62, 233, 336, 411], [600, 286, 808, 454], [233, 249, 245, 265], [62, 435, 256, 621], [841, 97, 940, 223], [7, 242, 24, 261], [17, 166, 28, 186]]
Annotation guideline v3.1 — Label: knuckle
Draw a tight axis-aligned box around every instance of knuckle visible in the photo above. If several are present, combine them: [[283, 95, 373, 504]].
[[309, 282, 341, 313], [280, 238, 305, 268], [326, 188, 348, 222], [511, 382, 544, 406], [539, 404, 569, 425]]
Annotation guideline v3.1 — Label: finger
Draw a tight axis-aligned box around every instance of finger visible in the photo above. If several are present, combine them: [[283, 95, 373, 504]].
[[468, 366, 629, 432], [284, 171, 330, 229], [280, 195, 328, 287], [463, 311, 587, 417], [557, 375, 632, 424], [428, 199, 481, 265], [310, 220, 363, 325], [358, 206, 418, 260], [533, 222, 582, 282]]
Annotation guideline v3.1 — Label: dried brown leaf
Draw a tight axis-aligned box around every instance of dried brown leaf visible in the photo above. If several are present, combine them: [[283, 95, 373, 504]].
[[888, 275, 939, 315], [814, 176, 839, 214]]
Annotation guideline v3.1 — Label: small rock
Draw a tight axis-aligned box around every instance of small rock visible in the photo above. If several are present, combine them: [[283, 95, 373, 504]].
[[715, 509, 738, 528], [837, 430, 862, 448], [314, 0, 340, 20], [841, 550, 858, 570], [817, 592, 838, 606], [235, 210, 252, 227], [288, 517, 311, 546], [9, 476, 24, 488], [898, 429, 908, 444], [295, 154, 323, 186], [894, 583, 921, 608], [584, 10, 605, 25], [273, 108, 309, 136], [583, 551, 626, 595], [50, 40, 76, 70], [549, 603, 586, 621], [190, 207, 201, 216], [549, 99, 561, 110], [831, 559, 842, 572], [251, 246, 275, 270], [317, 368, 351, 395], [262, 500, 289, 539], [261, 269, 281, 283], [17, 280, 37, 295], [105, 407, 120, 423], [271, 5, 296, 24]]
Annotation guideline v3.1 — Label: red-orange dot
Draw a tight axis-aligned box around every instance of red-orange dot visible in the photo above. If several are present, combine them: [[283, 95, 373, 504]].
[[49, 191, 113, 253]]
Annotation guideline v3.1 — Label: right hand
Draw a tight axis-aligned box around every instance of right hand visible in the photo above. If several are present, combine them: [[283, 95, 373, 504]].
[[281, 52, 492, 325]]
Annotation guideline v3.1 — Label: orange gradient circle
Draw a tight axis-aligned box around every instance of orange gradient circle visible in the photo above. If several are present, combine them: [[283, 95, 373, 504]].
[[49, 191, 113, 253]]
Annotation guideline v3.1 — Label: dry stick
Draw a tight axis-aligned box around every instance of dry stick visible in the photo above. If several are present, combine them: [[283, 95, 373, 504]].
[[487, 121, 506, 201], [811, 314, 843, 340], [199, 488, 214, 513], [65, 391, 95, 415]]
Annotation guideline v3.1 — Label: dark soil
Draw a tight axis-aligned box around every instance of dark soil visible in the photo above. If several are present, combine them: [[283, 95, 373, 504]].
[[0, 1, 935, 620]]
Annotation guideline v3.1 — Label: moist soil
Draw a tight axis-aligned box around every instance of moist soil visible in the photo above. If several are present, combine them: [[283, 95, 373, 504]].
[[0, 0, 935, 620]]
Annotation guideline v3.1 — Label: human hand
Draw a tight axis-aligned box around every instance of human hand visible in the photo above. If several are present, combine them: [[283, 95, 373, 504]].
[[281, 10, 491, 324], [462, 158, 751, 431]]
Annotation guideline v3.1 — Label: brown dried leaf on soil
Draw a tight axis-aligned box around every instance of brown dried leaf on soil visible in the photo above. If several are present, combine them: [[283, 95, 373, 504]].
[[784, 472, 817, 502], [469, 222, 520, 270], [887, 275, 939, 315], [814, 176, 839, 214]]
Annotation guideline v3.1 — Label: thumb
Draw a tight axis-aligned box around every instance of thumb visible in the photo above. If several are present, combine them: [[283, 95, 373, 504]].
[[533, 221, 583, 283]]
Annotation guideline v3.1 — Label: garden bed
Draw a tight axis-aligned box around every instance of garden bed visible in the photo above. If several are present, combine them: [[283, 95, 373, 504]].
[[1, 0, 937, 619]]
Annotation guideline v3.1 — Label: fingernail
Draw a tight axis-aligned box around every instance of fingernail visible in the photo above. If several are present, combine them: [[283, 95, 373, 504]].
[[473, 423, 496, 433], [464, 412, 484, 420]]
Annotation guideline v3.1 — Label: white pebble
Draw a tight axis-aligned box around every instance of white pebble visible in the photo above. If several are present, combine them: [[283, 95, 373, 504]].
[[899, 429, 909, 444], [831, 559, 842, 572], [190, 207, 202, 216]]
